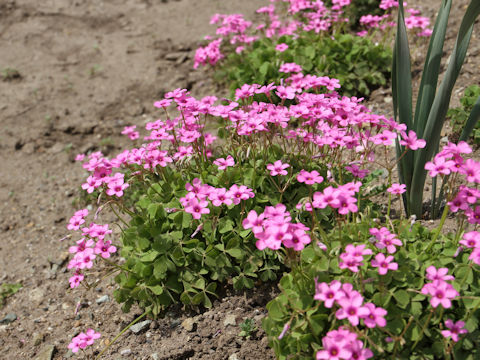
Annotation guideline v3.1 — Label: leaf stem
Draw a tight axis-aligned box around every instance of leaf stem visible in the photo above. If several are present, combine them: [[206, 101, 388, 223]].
[[95, 311, 148, 359]]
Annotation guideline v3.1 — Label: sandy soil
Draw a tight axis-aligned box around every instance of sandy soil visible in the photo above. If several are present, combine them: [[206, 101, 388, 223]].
[[0, 0, 478, 359]]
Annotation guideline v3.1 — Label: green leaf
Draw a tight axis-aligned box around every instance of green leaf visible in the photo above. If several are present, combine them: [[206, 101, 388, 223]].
[[226, 248, 243, 259], [459, 93, 480, 142], [147, 285, 164, 295], [219, 219, 234, 234], [153, 258, 168, 279], [393, 289, 410, 308], [140, 250, 159, 262], [259, 62, 270, 76]]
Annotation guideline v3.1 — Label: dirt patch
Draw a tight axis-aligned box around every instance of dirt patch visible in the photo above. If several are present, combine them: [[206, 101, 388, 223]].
[[0, 0, 478, 359]]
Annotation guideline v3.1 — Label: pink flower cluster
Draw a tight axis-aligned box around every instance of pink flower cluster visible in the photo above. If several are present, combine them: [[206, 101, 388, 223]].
[[309, 182, 361, 215], [359, 14, 390, 29], [194, 39, 224, 69], [315, 280, 387, 330], [427, 142, 480, 225], [179, 178, 254, 220], [369, 227, 402, 253], [421, 266, 458, 308], [243, 204, 311, 251], [80, 152, 130, 198], [67, 214, 116, 288], [68, 329, 101, 353], [339, 244, 372, 273], [380, 0, 398, 10], [279, 62, 303, 74], [121, 125, 140, 140], [316, 327, 373, 360]]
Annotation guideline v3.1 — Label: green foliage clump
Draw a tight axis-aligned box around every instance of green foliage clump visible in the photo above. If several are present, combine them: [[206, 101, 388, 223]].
[[113, 142, 340, 315], [0, 283, 22, 307], [262, 221, 480, 359], [448, 85, 480, 145], [216, 33, 391, 99]]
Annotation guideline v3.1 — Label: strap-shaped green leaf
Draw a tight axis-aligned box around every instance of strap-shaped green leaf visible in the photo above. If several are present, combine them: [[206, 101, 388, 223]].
[[459, 94, 480, 142], [392, 0, 413, 131], [413, 0, 451, 138], [409, 0, 480, 216]]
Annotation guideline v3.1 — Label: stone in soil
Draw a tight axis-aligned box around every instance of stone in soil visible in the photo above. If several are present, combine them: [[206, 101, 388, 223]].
[[0, 313, 17, 324], [96, 294, 110, 304], [181, 317, 197, 332], [35, 344, 55, 360], [130, 320, 152, 334]]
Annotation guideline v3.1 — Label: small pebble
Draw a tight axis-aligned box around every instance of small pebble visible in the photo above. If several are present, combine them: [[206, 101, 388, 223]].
[[0, 313, 17, 324], [96, 295, 110, 304], [120, 348, 132, 356], [130, 320, 151, 334]]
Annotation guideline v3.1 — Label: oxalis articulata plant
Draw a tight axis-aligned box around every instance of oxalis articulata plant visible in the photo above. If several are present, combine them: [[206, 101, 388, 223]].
[[64, 71, 480, 358], [392, 0, 480, 218]]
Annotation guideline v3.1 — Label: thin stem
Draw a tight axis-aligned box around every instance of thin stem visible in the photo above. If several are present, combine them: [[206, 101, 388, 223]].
[[425, 205, 450, 253], [411, 310, 434, 351], [95, 311, 148, 360], [108, 203, 129, 227]]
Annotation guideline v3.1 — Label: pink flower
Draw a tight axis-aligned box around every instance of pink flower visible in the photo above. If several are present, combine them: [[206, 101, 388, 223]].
[[69, 238, 94, 255], [336, 293, 369, 326], [336, 194, 358, 215], [275, 43, 288, 52], [229, 184, 254, 204], [371, 253, 398, 275], [283, 225, 311, 251], [312, 186, 340, 209], [208, 188, 233, 207], [425, 266, 455, 281], [316, 336, 352, 360], [425, 156, 456, 177], [469, 248, 480, 265], [279, 62, 302, 74], [263, 223, 292, 250], [213, 155, 235, 170], [278, 322, 290, 339], [317, 328, 372, 360], [362, 303, 387, 328], [242, 210, 265, 234], [275, 85, 296, 100], [371, 130, 396, 146], [400, 130, 426, 150], [69, 273, 84, 289], [75, 153, 85, 161], [296, 169, 323, 185], [339, 244, 372, 273], [370, 227, 402, 253], [267, 160, 290, 176], [75, 248, 96, 269], [345, 164, 369, 179], [94, 240, 117, 259], [421, 280, 458, 308], [314, 280, 343, 308], [68, 329, 101, 353], [387, 183, 406, 195], [81, 175, 101, 193], [67, 215, 86, 231], [441, 319, 468, 342], [153, 99, 172, 108], [184, 198, 210, 220], [106, 176, 129, 197]]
